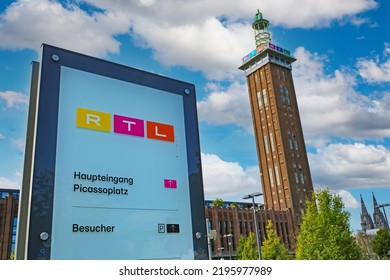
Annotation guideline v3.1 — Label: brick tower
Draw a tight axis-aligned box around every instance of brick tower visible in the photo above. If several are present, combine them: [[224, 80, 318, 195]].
[[239, 10, 314, 228]]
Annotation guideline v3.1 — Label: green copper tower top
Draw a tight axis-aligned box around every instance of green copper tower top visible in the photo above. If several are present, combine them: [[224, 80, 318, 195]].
[[252, 9, 271, 47], [240, 10, 295, 73]]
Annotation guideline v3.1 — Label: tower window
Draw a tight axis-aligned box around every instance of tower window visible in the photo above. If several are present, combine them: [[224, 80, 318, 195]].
[[280, 86, 285, 106], [263, 136, 269, 154], [299, 165, 304, 184], [256, 91, 263, 110], [270, 133, 275, 152], [287, 130, 293, 149], [293, 164, 299, 184], [263, 88, 268, 107], [268, 167, 275, 188], [282, 70, 286, 81], [293, 133, 298, 150], [285, 87, 291, 107], [274, 166, 281, 186]]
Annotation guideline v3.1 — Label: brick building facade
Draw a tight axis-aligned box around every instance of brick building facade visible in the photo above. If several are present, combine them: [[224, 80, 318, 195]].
[[0, 189, 19, 260], [204, 201, 294, 259]]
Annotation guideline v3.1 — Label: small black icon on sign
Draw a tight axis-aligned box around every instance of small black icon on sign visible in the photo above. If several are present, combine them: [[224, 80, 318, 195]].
[[158, 224, 165, 233], [167, 224, 180, 233]]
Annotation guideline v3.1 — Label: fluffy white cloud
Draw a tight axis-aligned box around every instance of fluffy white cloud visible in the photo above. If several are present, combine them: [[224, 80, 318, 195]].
[[0, 133, 5, 140], [1, 0, 378, 78], [357, 43, 390, 83], [309, 143, 390, 190], [0, 176, 20, 189], [88, 0, 377, 78], [0, 91, 28, 108], [262, 0, 378, 28], [0, 0, 131, 56], [85, 0, 378, 28], [197, 82, 253, 130], [334, 190, 359, 209], [293, 47, 390, 147], [201, 153, 261, 198], [131, 17, 252, 80]]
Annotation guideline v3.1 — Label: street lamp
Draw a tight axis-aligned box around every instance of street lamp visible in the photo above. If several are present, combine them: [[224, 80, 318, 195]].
[[243, 192, 263, 260], [375, 203, 390, 230], [223, 234, 233, 260], [217, 247, 224, 260]]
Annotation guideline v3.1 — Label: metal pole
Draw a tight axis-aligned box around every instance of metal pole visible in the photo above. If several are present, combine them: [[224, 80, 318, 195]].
[[228, 239, 232, 260], [252, 197, 262, 260], [224, 234, 233, 260], [206, 219, 212, 260]]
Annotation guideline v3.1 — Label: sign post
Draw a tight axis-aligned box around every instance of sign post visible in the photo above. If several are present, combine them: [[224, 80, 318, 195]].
[[21, 44, 207, 260]]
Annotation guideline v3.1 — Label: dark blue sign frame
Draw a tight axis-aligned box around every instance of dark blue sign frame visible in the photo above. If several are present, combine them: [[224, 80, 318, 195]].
[[26, 44, 208, 260]]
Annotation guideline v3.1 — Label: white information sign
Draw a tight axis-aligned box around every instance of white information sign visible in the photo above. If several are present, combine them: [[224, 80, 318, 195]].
[[51, 67, 193, 259]]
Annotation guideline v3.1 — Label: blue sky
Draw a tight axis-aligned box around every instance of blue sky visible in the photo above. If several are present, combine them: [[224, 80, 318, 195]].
[[1, 0, 390, 232]]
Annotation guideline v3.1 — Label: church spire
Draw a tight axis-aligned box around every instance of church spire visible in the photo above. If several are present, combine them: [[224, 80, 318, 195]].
[[372, 192, 388, 229], [360, 194, 374, 231]]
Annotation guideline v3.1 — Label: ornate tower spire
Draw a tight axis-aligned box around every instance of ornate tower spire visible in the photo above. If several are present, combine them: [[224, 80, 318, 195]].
[[372, 192, 388, 229], [252, 9, 271, 47], [360, 194, 374, 231]]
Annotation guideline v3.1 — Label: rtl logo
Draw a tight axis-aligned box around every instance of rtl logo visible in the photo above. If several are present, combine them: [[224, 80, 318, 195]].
[[76, 108, 175, 142]]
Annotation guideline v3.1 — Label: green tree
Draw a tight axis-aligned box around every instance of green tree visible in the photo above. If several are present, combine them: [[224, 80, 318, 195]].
[[236, 232, 258, 260], [296, 189, 362, 260], [371, 228, 390, 259], [229, 202, 238, 208], [236, 235, 246, 260], [261, 220, 289, 260], [211, 198, 224, 208]]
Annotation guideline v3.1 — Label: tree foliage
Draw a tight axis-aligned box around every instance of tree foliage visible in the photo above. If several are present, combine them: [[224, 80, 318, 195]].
[[211, 198, 224, 208], [236, 235, 246, 260], [236, 232, 258, 260], [261, 220, 289, 260], [296, 189, 362, 260], [371, 228, 390, 259]]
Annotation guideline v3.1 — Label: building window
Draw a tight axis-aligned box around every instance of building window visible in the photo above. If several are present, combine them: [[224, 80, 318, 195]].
[[293, 133, 298, 150], [11, 217, 17, 253], [263, 136, 269, 154], [287, 130, 293, 149], [280, 86, 285, 106], [293, 164, 299, 183], [269, 133, 275, 152], [299, 165, 305, 184], [263, 88, 268, 107], [277, 69, 280, 80], [285, 87, 291, 107], [269, 167, 275, 188], [274, 166, 281, 186], [282, 70, 286, 81], [256, 91, 263, 110]]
